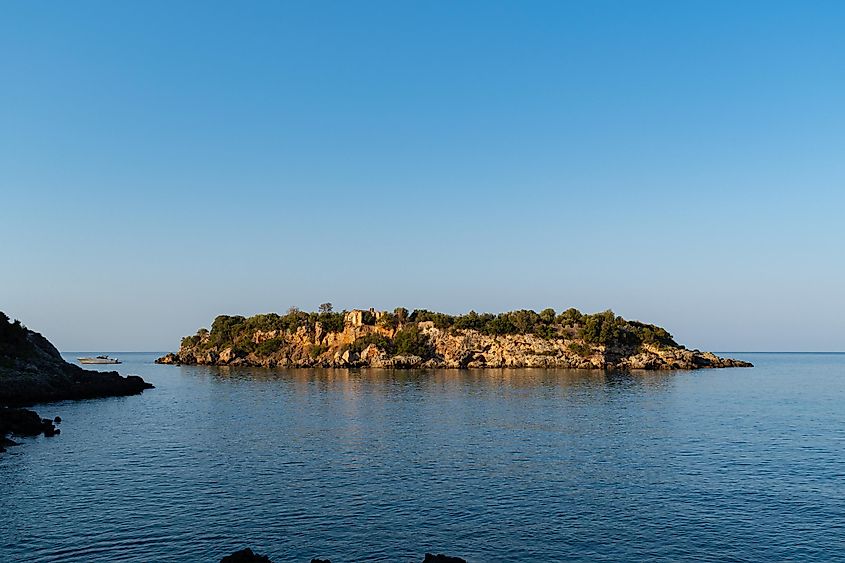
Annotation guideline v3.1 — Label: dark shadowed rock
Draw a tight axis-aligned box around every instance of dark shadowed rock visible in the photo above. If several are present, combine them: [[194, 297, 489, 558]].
[[0, 407, 58, 440], [0, 435, 18, 452], [0, 311, 154, 406], [213, 550, 467, 562], [219, 548, 272, 563], [1, 312, 155, 454], [423, 554, 468, 563]]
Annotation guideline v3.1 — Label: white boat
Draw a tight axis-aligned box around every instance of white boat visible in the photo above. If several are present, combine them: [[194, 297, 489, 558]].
[[78, 355, 122, 365]]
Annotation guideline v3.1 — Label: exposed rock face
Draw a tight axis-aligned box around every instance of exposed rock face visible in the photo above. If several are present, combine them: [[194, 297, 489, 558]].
[[158, 312, 751, 371], [0, 312, 153, 406]]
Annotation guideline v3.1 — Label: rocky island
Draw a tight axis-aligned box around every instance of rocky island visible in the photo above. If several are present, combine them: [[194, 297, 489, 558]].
[[158, 306, 751, 370], [0, 311, 153, 452]]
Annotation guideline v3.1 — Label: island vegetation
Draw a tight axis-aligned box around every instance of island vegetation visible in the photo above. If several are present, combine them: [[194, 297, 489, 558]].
[[159, 304, 751, 370]]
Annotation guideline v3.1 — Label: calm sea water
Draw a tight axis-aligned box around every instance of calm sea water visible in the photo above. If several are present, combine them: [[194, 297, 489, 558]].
[[1, 353, 843, 562]]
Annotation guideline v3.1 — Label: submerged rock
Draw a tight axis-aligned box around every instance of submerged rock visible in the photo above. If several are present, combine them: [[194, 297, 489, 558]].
[[216, 550, 467, 562], [219, 548, 272, 563], [423, 554, 468, 563], [0, 435, 18, 452], [0, 407, 59, 442]]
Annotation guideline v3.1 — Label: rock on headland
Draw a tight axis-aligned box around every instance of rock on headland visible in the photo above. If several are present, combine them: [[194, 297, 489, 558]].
[[0, 311, 153, 406], [0, 312, 152, 405], [0, 311, 153, 451], [158, 307, 751, 371]]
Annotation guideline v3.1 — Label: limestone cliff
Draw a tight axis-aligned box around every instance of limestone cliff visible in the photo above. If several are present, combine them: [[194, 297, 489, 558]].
[[157, 308, 751, 370]]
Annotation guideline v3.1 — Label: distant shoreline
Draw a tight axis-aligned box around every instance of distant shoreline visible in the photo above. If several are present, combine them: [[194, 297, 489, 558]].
[[156, 307, 753, 371]]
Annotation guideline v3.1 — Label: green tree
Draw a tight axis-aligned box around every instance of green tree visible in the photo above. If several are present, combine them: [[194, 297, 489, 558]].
[[349, 333, 395, 355], [210, 315, 246, 347], [181, 335, 200, 348], [318, 311, 345, 333], [579, 310, 619, 344], [508, 309, 540, 333], [485, 314, 517, 335], [257, 337, 285, 355], [568, 342, 592, 357], [557, 308, 582, 325], [393, 325, 433, 357], [454, 310, 484, 331], [378, 312, 398, 329]]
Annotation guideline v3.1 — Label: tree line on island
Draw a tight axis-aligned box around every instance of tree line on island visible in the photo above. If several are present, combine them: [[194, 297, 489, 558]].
[[178, 303, 679, 362]]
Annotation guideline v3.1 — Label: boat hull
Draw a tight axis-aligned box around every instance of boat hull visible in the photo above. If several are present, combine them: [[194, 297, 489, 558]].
[[78, 358, 121, 364]]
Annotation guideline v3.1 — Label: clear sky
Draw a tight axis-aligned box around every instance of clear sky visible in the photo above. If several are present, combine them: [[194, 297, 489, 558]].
[[2, 1, 843, 352]]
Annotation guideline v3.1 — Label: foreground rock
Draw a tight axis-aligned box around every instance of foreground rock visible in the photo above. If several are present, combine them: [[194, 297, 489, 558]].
[[0, 311, 154, 452], [423, 554, 468, 563], [220, 548, 272, 563], [0, 312, 153, 406], [0, 407, 60, 451], [159, 307, 752, 371]]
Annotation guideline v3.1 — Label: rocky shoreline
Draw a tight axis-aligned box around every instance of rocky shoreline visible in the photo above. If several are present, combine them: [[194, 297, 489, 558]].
[[0, 312, 153, 452], [159, 307, 752, 371], [0, 408, 61, 453], [0, 364, 153, 406]]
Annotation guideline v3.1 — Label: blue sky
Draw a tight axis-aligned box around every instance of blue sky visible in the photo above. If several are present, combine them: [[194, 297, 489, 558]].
[[2, 1, 843, 351]]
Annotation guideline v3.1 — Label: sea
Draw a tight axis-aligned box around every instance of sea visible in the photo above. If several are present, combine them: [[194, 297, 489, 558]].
[[1, 352, 843, 562]]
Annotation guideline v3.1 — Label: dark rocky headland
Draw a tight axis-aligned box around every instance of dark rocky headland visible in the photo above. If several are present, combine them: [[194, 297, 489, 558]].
[[159, 306, 752, 371], [0, 311, 153, 451]]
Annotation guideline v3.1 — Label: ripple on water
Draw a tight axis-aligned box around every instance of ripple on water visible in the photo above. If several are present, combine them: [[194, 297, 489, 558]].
[[1, 354, 844, 562]]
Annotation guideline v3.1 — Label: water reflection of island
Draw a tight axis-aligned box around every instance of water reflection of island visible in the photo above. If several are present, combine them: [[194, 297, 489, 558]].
[[199, 365, 674, 388]]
